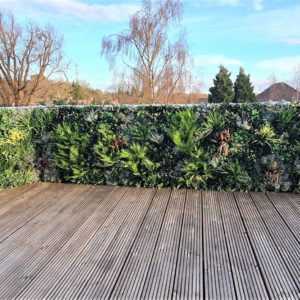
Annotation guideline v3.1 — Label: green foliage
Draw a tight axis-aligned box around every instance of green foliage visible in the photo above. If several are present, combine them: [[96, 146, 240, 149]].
[[233, 67, 256, 103], [0, 103, 299, 192], [252, 123, 279, 150], [200, 110, 225, 138], [94, 124, 120, 168], [272, 105, 297, 135], [0, 110, 38, 190], [52, 123, 89, 182], [71, 81, 84, 100], [167, 109, 198, 153], [208, 65, 234, 103], [120, 144, 160, 186], [180, 148, 213, 189], [218, 161, 252, 191]]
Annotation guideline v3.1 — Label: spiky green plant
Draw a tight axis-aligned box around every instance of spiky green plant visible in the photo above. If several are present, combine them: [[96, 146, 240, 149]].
[[180, 148, 213, 189], [94, 124, 121, 168], [273, 106, 297, 134], [200, 110, 225, 138], [219, 161, 251, 191], [120, 144, 160, 186], [52, 123, 89, 182], [252, 123, 279, 150], [167, 109, 198, 153]]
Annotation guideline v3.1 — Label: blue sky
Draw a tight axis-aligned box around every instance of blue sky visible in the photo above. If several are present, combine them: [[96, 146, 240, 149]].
[[0, 0, 299, 92]]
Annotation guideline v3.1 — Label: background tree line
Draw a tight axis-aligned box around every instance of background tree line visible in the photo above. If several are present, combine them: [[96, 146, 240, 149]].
[[0, 0, 298, 106]]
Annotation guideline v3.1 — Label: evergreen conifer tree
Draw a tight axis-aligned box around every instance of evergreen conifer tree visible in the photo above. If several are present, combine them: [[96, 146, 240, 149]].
[[233, 67, 256, 102], [208, 65, 234, 103]]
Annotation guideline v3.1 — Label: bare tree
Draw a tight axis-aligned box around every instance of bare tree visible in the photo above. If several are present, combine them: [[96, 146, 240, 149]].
[[102, 0, 190, 103], [268, 72, 278, 86], [0, 13, 66, 106], [291, 64, 300, 101]]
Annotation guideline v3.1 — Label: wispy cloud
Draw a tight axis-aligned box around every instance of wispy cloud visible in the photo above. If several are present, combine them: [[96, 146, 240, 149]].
[[193, 54, 243, 67], [256, 56, 300, 72], [252, 0, 263, 11], [189, 0, 264, 10], [209, 4, 300, 45], [0, 0, 139, 22]]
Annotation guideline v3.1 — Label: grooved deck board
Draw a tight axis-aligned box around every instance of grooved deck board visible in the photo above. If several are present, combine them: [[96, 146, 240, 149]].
[[110, 188, 171, 300], [250, 192, 300, 288], [218, 192, 269, 299], [235, 192, 299, 299], [141, 189, 186, 300], [266, 192, 300, 242], [16, 186, 127, 299], [173, 189, 203, 300], [285, 194, 300, 212], [0, 183, 299, 300], [0, 183, 39, 207], [203, 191, 236, 300], [0, 185, 113, 298]]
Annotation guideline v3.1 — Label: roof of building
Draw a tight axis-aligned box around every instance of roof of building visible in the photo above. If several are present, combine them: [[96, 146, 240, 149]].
[[256, 82, 299, 102]]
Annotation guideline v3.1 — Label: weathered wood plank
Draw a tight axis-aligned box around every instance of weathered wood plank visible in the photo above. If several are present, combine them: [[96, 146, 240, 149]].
[[0, 183, 70, 243], [250, 192, 300, 288], [285, 194, 300, 213], [0, 183, 39, 207], [235, 192, 299, 299], [172, 189, 203, 300], [0, 185, 113, 299], [141, 189, 186, 300], [203, 191, 236, 300], [43, 187, 155, 299], [110, 188, 171, 300], [0, 182, 52, 227], [218, 192, 269, 299], [16, 186, 127, 299], [0, 183, 299, 299], [267, 192, 300, 242]]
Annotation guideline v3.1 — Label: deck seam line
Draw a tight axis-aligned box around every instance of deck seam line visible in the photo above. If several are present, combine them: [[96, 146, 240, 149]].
[[139, 189, 173, 297], [107, 188, 158, 299], [232, 193, 272, 300], [36, 187, 128, 299], [248, 192, 300, 288], [217, 192, 238, 300], [170, 189, 187, 299], [13, 186, 117, 298], [0, 185, 69, 245], [265, 193, 300, 244], [283, 194, 300, 217], [201, 191, 205, 300]]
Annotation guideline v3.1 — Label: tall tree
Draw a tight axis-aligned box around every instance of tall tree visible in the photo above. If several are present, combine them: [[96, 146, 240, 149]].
[[71, 81, 84, 100], [0, 13, 66, 106], [233, 67, 256, 103], [291, 64, 300, 101], [101, 0, 190, 103], [208, 65, 234, 103]]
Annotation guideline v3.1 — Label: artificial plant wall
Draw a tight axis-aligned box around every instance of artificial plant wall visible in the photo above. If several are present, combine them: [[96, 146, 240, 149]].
[[1, 103, 299, 192]]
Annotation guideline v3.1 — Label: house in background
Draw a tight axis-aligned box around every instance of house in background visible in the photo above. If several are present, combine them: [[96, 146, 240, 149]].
[[256, 82, 299, 102]]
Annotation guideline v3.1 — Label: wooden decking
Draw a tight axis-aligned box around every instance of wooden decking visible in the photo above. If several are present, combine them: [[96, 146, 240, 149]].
[[0, 183, 299, 299]]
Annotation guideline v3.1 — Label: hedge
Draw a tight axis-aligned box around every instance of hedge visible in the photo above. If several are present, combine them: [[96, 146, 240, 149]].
[[0, 102, 300, 192]]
